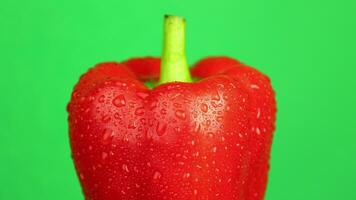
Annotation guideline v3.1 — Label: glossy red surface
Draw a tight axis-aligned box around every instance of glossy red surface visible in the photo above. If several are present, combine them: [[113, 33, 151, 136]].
[[67, 56, 276, 200]]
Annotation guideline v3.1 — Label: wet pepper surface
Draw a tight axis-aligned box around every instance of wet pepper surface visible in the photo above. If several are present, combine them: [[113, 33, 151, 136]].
[[67, 56, 276, 200]]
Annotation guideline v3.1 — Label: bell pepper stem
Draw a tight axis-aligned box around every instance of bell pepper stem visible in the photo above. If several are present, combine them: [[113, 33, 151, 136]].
[[159, 15, 192, 84]]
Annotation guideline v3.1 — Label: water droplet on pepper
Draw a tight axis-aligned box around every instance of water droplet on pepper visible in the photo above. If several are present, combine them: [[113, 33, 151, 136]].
[[113, 95, 126, 107], [156, 123, 167, 136], [175, 110, 186, 119], [200, 103, 208, 112]]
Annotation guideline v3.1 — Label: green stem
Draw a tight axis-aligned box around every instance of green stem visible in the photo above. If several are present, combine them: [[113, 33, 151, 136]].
[[159, 15, 192, 84]]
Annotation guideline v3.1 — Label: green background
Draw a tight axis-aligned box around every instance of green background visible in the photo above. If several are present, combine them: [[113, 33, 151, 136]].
[[1, 0, 355, 199]]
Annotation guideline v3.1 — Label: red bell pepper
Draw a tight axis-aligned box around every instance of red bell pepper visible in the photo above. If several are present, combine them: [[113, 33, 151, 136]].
[[67, 15, 276, 200]]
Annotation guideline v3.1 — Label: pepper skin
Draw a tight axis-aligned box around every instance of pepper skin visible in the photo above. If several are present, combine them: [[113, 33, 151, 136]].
[[67, 16, 276, 200], [192, 57, 276, 200], [122, 57, 160, 81]]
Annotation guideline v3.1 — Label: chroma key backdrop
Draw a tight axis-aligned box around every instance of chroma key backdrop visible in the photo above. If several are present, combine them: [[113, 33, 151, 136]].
[[1, 0, 355, 200]]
